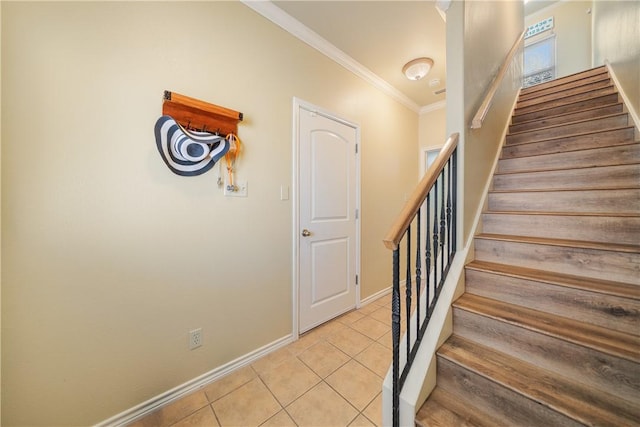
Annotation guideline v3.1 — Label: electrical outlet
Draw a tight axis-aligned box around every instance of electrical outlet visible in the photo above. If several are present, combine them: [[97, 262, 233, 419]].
[[189, 328, 202, 350]]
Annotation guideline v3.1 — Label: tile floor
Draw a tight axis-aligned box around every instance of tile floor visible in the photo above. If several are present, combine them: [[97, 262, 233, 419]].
[[129, 293, 395, 427]]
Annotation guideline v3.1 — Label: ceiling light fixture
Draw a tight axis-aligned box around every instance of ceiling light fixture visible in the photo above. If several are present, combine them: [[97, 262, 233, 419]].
[[402, 57, 434, 81]]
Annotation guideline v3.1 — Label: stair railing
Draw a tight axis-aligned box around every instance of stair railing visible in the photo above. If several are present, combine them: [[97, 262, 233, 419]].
[[383, 132, 459, 427], [471, 30, 525, 129]]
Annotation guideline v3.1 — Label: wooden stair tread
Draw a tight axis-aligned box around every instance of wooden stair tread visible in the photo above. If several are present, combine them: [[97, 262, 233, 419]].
[[511, 93, 621, 125], [438, 335, 640, 426], [518, 73, 611, 102], [516, 79, 613, 109], [484, 210, 640, 218], [496, 143, 640, 174], [490, 186, 640, 193], [466, 259, 640, 302], [454, 294, 640, 362], [506, 112, 629, 138], [476, 233, 640, 254], [509, 102, 623, 130], [505, 125, 635, 148], [416, 387, 506, 427], [520, 66, 608, 96], [494, 161, 640, 176], [513, 85, 617, 115]]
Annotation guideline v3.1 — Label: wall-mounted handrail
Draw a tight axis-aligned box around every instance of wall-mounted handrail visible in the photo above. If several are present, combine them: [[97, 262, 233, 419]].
[[383, 133, 459, 251], [470, 30, 525, 129]]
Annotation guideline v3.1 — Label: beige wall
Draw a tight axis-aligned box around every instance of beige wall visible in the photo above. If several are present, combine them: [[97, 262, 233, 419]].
[[526, 1, 593, 79], [593, 0, 640, 120], [0, 2, 418, 425], [447, 0, 524, 243], [418, 105, 447, 175]]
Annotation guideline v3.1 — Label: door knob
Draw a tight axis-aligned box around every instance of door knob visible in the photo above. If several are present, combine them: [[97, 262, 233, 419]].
[[302, 229, 311, 237]]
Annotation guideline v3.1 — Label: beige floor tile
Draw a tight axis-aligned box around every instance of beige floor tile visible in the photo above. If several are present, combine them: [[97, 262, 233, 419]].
[[326, 360, 382, 411], [354, 341, 391, 378], [287, 330, 323, 355], [260, 410, 297, 427], [298, 340, 350, 378], [377, 331, 392, 350], [312, 318, 348, 338], [203, 365, 256, 402], [251, 346, 296, 375], [336, 309, 366, 325], [350, 317, 390, 340], [212, 378, 281, 427], [286, 382, 358, 427], [326, 327, 374, 357], [259, 357, 321, 406], [376, 293, 392, 306], [348, 414, 376, 427], [368, 307, 390, 325], [362, 392, 382, 426], [368, 294, 390, 307], [172, 405, 219, 427], [129, 392, 209, 427], [356, 303, 379, 315]]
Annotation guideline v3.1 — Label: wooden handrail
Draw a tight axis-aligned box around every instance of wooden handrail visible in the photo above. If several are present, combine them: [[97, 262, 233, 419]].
[[470, 30, 525, 129], [383, 133, 459, 251]]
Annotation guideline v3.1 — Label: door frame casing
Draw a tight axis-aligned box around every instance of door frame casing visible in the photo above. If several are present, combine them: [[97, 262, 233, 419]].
[[292, 97, 361, 340]]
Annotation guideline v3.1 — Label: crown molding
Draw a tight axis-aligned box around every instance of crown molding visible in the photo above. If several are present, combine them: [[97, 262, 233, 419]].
[[242, 1, 421, 113], [419, 100, 446, 115]]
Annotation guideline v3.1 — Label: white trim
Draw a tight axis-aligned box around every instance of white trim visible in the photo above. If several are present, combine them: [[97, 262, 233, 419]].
[[421, 147, 444, 179], [242, 1, 421, 113], [419, 100, 447, 115], [292, 97, 362, 335], [605, 60, 640, 130], [360, 286, 391, 307], [292, 98, 301, 341], [95, 334, 293, 427], [524, 29, 556, 47]]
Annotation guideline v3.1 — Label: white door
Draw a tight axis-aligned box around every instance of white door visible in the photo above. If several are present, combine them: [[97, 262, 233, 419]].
[[297, 104, 359, 333]]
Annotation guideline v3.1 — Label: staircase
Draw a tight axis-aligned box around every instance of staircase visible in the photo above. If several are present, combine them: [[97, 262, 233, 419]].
[[416, 66, 640, 426]]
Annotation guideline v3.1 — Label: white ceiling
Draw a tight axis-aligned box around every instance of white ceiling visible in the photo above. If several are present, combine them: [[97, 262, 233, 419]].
[[269, 1, 447, 111], [249, 1, 554, 113]]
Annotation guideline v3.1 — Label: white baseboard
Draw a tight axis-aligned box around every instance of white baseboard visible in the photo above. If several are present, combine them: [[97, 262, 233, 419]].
[[360, 285, 392, 307], [95, 334, 294, 427]]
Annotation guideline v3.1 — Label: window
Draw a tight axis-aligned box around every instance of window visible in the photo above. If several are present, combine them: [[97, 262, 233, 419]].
[[524, 34, 556, 87]]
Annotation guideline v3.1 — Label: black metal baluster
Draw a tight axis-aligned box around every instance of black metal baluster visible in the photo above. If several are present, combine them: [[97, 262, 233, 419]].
[[439, 172, 446, 287], [415, 208, 421, 338], [405, 225, 411, 360], [425, 194, 431, 316], [452, 149, 458, 253], [446, 162, 453, 262], [433, 186, 439, 299], [391, 247, 400, 427]]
